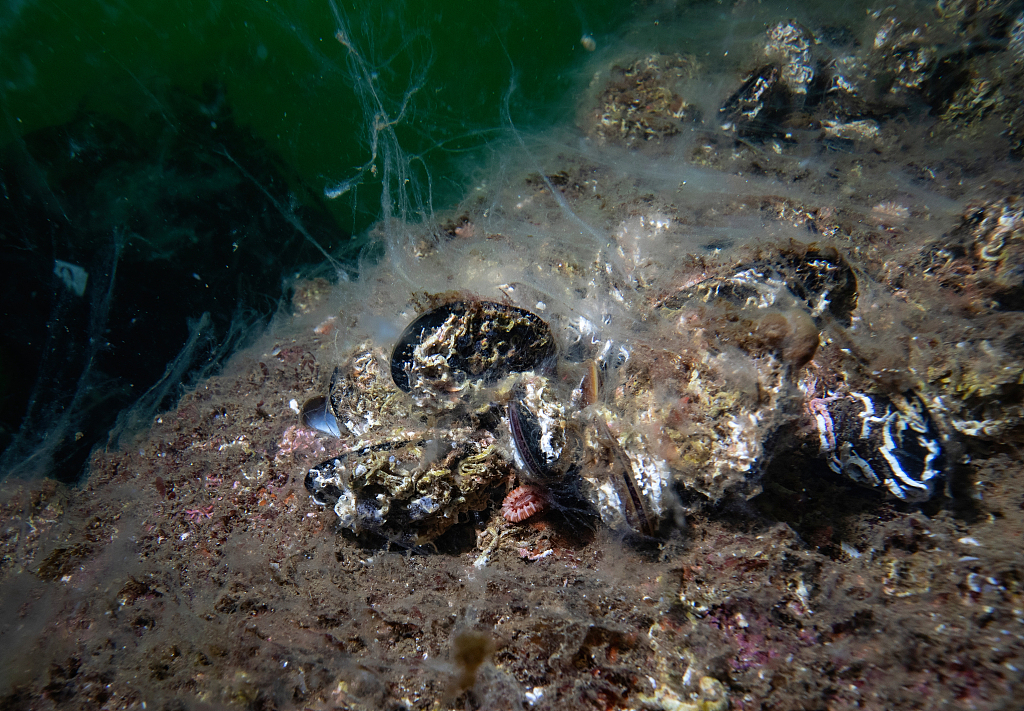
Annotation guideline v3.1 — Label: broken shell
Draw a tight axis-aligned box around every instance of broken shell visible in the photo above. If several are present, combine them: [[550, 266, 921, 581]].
[[390, 299, 556, 399]]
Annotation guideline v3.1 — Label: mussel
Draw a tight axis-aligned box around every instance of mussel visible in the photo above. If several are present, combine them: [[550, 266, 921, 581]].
[[507, 374, 579, 483], [390, 299, 556, 394], [776, 245, 858, 325], [303, 430, 512, 544], [507, 369, 660, 537], [300, 394, 341, 438], [822, 392, 943, 501], [718, 64, 784, 135], [589, 420, 658, 537]]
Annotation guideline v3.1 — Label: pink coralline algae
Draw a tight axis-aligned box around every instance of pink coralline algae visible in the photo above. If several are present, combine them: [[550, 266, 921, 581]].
[[276, 424, 325, 459]]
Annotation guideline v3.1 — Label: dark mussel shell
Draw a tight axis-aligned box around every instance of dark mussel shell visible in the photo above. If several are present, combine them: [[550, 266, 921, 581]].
[[300, 394, 342, 438], [656, 266, 787, 311], [589, 419, 657, 538], [662, 246, 857, 325], [718, 64, 785, 136], [776, 245, 858, 325], [507, 376, 578, 483], [390, 300, 556, 392], [827, 392, 943, 501]]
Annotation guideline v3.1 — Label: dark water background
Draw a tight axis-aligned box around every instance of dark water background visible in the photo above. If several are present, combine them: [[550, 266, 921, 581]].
[[1, 0, 646, 231]]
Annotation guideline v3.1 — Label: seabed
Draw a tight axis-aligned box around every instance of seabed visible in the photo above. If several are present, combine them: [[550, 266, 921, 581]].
[[2, 1, 1024, 709]]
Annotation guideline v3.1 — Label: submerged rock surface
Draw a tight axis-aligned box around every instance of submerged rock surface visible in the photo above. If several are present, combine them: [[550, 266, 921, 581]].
[[3, 1, 1024, 709]]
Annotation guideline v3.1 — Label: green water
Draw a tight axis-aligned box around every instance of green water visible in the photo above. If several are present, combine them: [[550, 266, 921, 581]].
[[0, 0, 648, 236], [1, 0, 880, 236]]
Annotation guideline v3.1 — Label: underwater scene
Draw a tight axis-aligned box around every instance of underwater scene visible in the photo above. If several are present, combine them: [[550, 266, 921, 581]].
[[1, 0, 1024, 708]]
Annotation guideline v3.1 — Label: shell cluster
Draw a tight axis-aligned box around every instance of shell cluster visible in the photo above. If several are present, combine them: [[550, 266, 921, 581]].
[[300, 237, 951, 544], [301, 295, 663, 542], [302, 299, 553, 545], [286, 0, 1024, 540], [589, 5, 1024, 155]]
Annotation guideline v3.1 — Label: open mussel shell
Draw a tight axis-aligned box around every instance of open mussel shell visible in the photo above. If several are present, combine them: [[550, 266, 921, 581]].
[[300, 395, 341, 438], [390, 299, 556, 392], [586, 420, 658, 537]]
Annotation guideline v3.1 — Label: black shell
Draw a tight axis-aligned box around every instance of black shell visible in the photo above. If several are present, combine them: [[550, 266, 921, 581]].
[[591, 419, 657, 537], [300, 394, 341, 438], [390, 300, 556, 392], [659, 246, 858, 326], [826, 392, 944, 501], [507, 378, 577, 483], [777, 246, 858, 325], [719, 64, 785, 135]]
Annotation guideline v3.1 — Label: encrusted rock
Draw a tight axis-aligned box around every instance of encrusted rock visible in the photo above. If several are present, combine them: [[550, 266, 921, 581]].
[[587, 54, 700, 145]]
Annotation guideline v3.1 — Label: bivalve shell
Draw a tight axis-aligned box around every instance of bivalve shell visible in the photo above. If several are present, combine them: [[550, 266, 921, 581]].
[[390, 299, 556, 408]]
